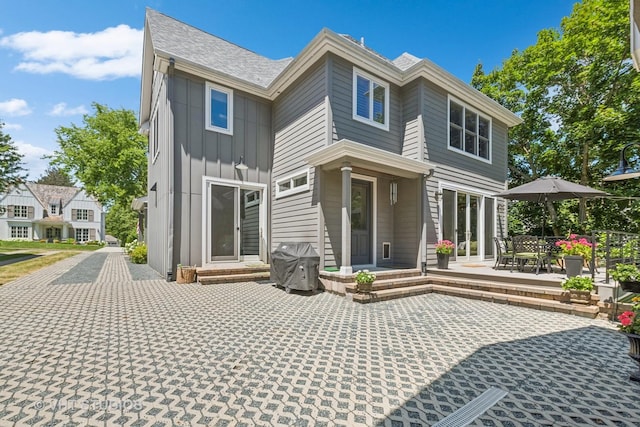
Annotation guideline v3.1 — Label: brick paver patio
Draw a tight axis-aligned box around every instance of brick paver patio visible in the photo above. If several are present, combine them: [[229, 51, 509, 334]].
[[1, 248, 639, 426]]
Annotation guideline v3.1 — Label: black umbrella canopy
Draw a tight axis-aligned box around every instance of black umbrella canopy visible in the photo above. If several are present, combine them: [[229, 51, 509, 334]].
[[494, 176, 608, 202]]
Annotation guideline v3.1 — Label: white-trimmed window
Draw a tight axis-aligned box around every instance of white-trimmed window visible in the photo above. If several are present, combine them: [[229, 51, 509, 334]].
[[75, 228, 89, 243], [10, 226, 29, 239], [449, 97, 491, 161], [50, 204, 58, 215], [352, 68, 389, 130], [276, 169, 310, 198], [244, 190, 261, 207], [13, 205, 28, 218], [205, 82, 233, 135], [151, 111, 160, 163], [76, 209, 89, 221]]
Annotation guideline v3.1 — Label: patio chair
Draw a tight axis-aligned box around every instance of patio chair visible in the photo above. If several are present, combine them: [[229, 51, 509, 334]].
[[493, 237, 512, 270], [511, 235, 551, 274]]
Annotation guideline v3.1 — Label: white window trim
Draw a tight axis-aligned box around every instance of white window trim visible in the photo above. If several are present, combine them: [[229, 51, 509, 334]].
[[10, 225, 29, 239], [352, 67, 390, 131], [275, 168, 311, 199], [75, 228, 90, 242], [244, 190, 260, 207], [447, 95, 492, 164], [151, 105, 160, 165], [205, 82, 233, 135], [76, 209, 89, 221]]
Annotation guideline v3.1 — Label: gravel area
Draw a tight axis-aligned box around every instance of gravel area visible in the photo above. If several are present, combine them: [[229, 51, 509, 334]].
[[50, 252, 107, 284]]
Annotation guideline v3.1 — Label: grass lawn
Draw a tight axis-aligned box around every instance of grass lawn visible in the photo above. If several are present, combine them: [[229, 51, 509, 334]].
[[0, 240, 102, 252], [0, 251, 81, 285]]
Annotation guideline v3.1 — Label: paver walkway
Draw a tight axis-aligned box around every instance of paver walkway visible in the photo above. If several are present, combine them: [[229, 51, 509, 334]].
[[0, 248, 639, 426]]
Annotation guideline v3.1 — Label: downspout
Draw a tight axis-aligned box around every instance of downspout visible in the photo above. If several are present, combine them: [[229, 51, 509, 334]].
[[166, 57, 175, 281]]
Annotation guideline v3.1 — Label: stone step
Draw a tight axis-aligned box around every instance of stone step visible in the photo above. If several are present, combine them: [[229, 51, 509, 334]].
[[197, 265, 270, 277], [345, 275, 431, 293], [426, 268, 563, 288], [351, 284, 433, 303], [429, 284, 599, 318], [425, 274, 567, 301], [199, 272, 271, 285]]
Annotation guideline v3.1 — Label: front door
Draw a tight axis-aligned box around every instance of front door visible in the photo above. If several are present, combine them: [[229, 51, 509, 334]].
[[209, 183, 263, 262], [351, 180, 372, 265]]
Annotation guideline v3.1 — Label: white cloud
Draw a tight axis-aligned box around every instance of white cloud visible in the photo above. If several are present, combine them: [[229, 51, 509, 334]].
[[0, 25, 143, 80], [48, 102, 88, 117], [14, 141, 53, 180], [0, 98, 32, 116], [2, 123, 22, 131]]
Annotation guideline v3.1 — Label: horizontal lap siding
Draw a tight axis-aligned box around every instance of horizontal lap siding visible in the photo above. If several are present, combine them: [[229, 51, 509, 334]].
[[322, 171, 341, 267], [421, 79, 509, 265], [393, 178, 419, 268], [172, 71, 272, 268], [402, 81, 421, 160], [272, 60, 327, 251], [330, 55, 402, 153]]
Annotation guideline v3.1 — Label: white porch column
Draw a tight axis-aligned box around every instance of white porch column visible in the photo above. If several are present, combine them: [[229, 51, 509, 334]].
[[340, 162, 352, 276]]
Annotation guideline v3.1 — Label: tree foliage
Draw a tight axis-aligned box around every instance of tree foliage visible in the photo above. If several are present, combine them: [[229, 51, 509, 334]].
[[0, 121, 26, 193], [105, 200, 139, 246], [51, 103, 147, 207], [472, 0, 640, 235], [36, 166, 75, 187]]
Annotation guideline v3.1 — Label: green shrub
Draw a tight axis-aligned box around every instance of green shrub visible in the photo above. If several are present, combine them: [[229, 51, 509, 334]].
[[129, 243, 147, 264], [561, 276, 594, 291]]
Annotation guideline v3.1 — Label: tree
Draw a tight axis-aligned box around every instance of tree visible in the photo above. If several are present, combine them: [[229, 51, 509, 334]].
[[472, 0, 640, 235], [105, 199, 139, 246], [36, 166, 75, 187], [0, 121, 26, 194], [51, 103, 147, 207]]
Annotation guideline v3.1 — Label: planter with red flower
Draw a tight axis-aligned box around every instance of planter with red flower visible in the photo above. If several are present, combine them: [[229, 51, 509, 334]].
[[555, 235, 594, 277], [435, 240, 455, 269], [617, 296, 640, 382]]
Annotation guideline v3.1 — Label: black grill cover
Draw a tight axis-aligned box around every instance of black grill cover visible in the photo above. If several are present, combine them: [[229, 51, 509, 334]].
[[271, 242, 320, 291]]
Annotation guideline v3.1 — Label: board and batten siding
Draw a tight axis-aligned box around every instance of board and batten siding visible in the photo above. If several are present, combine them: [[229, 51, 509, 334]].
[[172, 70, 272, 268], [272, 60, 327, 252], [329, 55, 403, 154], [146, 71, 172, 277]]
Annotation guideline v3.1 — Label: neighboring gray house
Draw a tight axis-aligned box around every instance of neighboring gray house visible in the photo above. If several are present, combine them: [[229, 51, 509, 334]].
[[139, 9, 521, 280], [0, 183, 104, 242]]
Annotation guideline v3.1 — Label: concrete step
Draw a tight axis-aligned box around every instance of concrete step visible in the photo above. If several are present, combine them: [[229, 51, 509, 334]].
[[427, 268, 562, 288], [199, 272, 271, 285], [351, 284, 433, 303], [345, 275, 431, 293]]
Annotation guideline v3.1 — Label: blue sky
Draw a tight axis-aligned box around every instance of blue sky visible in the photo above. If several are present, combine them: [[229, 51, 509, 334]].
[[0, 0, 576, 180]]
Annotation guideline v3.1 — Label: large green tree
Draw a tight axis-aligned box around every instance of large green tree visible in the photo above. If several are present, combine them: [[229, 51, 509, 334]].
[[0, 121, 26, 194], [51, 103, 147, 207], [472, 0, 640, 235], [105, 201, 139, 245], [36, 166, 75, 187]]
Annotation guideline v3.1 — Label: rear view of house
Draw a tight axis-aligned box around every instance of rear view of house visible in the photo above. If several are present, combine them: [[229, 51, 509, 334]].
[[139, 9, 521, 281]]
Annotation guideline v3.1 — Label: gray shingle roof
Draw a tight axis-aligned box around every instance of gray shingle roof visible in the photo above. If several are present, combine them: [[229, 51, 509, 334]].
[[393, 53, 421, 71], [146, 9, 292, 88], [26, 183, 81, 210]]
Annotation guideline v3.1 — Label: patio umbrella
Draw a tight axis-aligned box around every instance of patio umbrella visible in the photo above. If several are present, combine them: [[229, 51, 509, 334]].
[[494, 176, 609, 235]]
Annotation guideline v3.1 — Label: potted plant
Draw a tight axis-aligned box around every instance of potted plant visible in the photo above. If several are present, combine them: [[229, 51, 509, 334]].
[[555, 235, 593, 277], [176, 263, 197, 284], [617, 296, 640, 382], [561, 276, 594, 304], [610, 264, 640, 293], [354, 269, 376, 294], [435, 240, 455, 269]]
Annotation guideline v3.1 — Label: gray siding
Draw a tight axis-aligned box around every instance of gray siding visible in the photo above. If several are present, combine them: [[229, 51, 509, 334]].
[[329, 55, 403, 154], [422, 79, 509, 182], [171, 70, 271, 269], [321, 170, 341, 268], [401, 80, 421, 160], [272, 60, 327, 251], [393, 177, 419, 267], [147, 71, 172, 277]]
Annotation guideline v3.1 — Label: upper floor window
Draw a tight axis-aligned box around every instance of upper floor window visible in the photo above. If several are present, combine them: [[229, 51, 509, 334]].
[[449, 98, 491, 162], [276, 169, 310, 199], [75, 209, 89, 221], [13, 205, 29, 218], [352, 68, 389, 131], [50, 204, 58, 215], [205, 82, 233, 135]]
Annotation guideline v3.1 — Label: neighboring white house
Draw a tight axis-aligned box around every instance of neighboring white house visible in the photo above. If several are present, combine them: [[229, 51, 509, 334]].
[[0, 183, 104, 242]]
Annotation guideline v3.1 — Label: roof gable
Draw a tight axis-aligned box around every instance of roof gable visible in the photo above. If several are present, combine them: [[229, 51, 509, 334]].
[[25, 183, 81, 210]]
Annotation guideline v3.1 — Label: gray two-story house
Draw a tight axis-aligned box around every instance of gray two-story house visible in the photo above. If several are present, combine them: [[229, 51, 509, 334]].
[[139, 9, 521, 280]]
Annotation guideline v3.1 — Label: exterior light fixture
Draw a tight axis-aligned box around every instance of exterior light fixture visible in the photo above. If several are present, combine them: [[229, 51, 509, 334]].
[[235, 156, 249, 171], [603, 142, 640, 181]]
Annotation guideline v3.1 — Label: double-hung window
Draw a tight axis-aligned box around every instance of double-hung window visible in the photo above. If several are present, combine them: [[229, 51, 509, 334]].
[[352, 68, 389, 130], [205, 82, 233, 135], [10, 226, 29, 239], [13, 205, 28, 218], [449, 98, 491, 161], [76, 209, 89, 221]]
